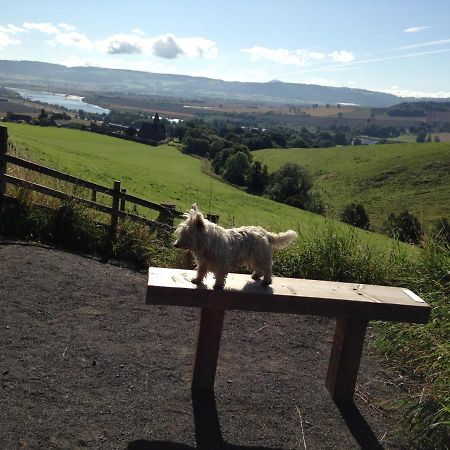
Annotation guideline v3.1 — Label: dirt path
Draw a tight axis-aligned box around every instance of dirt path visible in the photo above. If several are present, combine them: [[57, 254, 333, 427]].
[[0, 243, 405, 449]]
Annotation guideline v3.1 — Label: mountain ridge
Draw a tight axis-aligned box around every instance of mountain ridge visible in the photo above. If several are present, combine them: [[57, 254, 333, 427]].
[[0, 59, 442, 107]]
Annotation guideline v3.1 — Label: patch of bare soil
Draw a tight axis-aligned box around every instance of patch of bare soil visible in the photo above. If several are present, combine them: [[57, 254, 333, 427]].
[[0, 243, 406, 449]]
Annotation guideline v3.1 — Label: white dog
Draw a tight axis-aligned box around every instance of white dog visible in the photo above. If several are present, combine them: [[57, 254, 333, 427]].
[[174, 204, 298, 289]]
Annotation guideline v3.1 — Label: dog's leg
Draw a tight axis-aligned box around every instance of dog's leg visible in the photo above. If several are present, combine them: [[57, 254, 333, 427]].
[[192, 264, 207, 285], [261, 269, 272, 287], [251, 271, 262, 280], [213, 271, 227, 290]]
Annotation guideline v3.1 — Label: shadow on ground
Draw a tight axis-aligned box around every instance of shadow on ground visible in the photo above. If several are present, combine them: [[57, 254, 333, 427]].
[[128, 390, 384, 450]]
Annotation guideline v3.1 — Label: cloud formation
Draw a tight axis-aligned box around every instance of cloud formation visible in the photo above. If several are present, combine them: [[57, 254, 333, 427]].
[[329, 50, 355, 63], [152, 35, 184, 58], [0, 31, 21, 48], [23, 22, 60, 34], [100, 34, 143, 54], [241, 46, 354, 66], [241, 46, 325, 65], [403, 26, 430, 33]]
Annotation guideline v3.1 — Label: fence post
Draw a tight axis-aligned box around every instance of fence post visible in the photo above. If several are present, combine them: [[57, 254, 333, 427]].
[[157, 202, 176, 239], [120, 188, 126, 212], [91, 189, 97, 202], [0, 126, 8, 206], [108, 180, 121, 250]]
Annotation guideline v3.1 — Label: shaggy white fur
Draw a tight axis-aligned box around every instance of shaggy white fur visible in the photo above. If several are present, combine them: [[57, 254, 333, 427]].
[[174, 204, 298, 289]]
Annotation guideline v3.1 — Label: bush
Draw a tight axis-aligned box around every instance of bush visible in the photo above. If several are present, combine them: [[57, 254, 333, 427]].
[[341, 203, 370, 230], [385, 211, 423, 244], [265, 163, 323, 213], [49, 202, 106, 253]]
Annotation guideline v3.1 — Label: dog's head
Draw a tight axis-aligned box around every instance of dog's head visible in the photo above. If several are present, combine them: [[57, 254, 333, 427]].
[[174, 203, 206, 250]]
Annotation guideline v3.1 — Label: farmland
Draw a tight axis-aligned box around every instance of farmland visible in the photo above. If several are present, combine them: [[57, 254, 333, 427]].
[[4, 123, 410, 252], [253, 142, 450, 231]]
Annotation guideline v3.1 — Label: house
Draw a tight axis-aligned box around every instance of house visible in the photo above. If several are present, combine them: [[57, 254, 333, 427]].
[[137, 113, 166, 142]]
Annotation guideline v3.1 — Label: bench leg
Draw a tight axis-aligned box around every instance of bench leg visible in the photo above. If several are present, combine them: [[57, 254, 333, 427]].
[[325, 318, 368, 400], [192, 308, 225, 390]]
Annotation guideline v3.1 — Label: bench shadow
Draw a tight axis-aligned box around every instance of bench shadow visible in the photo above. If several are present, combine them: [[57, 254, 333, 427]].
[[334, 399, 385, 450], [127, 389, 283, 450]]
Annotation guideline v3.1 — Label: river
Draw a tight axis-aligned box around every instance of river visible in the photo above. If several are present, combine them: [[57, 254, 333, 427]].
[[7, 87, 110, 115]]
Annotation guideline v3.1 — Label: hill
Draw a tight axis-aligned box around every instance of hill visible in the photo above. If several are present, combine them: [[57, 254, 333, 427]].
[[4, 123, 409, 251], [0, 59, 409, 107], [253, 143, 450, 230]]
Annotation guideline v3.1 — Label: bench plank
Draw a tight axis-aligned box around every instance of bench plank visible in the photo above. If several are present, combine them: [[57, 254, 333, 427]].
[[146, 268, 430, 323]]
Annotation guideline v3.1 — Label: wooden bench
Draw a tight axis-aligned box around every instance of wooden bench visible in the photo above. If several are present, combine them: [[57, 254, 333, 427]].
[[146, 267, 431, 400]]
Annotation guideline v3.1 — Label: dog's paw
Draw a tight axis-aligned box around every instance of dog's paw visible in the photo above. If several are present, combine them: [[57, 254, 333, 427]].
[[261, 278, 272, 287], [251, 273, 261, 280], [213, 282, 225, 290], [191, 277, 203, 285]]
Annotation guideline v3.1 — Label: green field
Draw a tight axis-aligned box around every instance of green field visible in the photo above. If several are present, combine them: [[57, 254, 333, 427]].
[[253, 142, 450, 230], [4, 123, 411, 252]]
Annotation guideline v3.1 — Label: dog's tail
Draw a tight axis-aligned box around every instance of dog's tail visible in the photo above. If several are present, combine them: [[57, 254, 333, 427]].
[[268, 230, 298, 250]]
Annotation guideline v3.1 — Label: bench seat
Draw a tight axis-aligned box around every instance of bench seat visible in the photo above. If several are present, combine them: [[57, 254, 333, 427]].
[[146, 267, 431, 399]]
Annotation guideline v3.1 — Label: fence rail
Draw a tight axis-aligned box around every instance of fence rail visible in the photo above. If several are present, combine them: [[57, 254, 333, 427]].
[[0, 125, 184, 244]]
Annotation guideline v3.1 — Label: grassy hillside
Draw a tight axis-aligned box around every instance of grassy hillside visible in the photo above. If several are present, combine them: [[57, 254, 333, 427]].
[[253, 143, 450, 231], [4, 123, 410, 252]]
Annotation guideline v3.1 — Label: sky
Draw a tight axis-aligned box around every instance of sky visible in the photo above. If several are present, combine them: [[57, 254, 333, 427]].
[[1, 0, 450, 98]]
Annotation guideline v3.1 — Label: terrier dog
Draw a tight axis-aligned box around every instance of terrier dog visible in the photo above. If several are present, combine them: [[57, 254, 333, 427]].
[[174, 204, 298, 289]]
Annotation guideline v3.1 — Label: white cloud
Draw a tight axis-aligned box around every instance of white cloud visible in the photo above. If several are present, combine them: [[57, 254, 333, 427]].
[[99, 34, 144, 54], [328, 50, 355, 63], [152, 35, 184, 58], [0, 31, 21, 48], [380, 85, 450, 98], [97, 32, 217, 59], [242, 46, 355, 66], [0, 24, 26, 34], [176, 36, 218, 59], [403, 26, 430, 33], [131, 28, 145, 36], [241, 46, 325, 65], [58, 23, 77, 32], [23, 22, 60, 34], [52, 31, 93, 50]]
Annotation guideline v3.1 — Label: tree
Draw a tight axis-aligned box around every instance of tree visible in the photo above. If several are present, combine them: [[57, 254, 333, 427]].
[[384, 211, 422, 244], [416, 131, 427, 143], [341, 203, 370, 230], [223, 152, 251, 186], [246, 161, 269, 195], [266, 163, 313, 209]]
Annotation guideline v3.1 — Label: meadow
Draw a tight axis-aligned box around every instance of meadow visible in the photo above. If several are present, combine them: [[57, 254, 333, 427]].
[[5, 123, 406, 251], [253, 142, 450, 231]]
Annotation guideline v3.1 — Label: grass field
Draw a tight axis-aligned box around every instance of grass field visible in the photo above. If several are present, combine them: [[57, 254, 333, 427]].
[[4, 123, 412, 252], [253, 142, 450, 231]]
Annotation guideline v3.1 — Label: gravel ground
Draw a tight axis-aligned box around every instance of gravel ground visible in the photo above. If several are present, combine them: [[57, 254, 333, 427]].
[[0, 242, 406, 450]]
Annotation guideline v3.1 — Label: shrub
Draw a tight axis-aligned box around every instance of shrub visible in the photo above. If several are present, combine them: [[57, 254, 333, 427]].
[[49, 202, 107, 253], [341, 203, 370, 230], [384, 211, 423, 244]]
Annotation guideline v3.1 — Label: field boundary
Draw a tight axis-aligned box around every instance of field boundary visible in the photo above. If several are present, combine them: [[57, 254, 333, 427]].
[[0, 126, 183, 243]]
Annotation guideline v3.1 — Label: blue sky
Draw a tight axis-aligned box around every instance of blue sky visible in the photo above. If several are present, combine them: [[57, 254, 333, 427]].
[[1, 0, 450, 97]]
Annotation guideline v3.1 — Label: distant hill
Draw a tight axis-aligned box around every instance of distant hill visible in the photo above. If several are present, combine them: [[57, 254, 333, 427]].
[[0, 59, 420, 108], [253, 143, 450, 230]]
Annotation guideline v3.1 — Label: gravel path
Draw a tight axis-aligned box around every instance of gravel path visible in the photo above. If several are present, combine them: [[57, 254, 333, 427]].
[[0, 242, 405, 449]]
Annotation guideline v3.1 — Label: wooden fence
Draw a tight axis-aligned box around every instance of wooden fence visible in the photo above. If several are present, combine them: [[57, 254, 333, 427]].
[[0, 125, 184, 243]]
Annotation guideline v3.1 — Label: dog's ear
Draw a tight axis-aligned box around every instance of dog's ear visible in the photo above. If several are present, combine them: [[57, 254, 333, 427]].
[[195, 211, 205, 231]]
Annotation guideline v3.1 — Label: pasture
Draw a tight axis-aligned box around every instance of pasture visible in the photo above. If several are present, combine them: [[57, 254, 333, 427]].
[[5, 123, 405, 252], [253, 142, 450, 230]]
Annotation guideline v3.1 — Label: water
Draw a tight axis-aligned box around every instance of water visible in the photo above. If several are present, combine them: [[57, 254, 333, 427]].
[[7, 87, 110, 115]]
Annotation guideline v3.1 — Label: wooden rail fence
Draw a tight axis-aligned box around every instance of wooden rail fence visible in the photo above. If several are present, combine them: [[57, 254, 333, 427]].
[[0, 126, 184, 242]]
